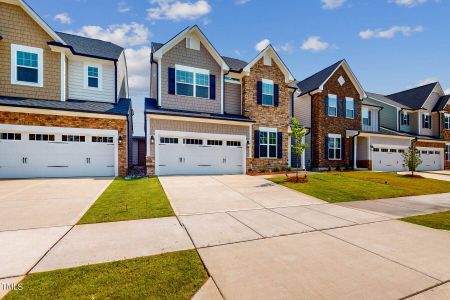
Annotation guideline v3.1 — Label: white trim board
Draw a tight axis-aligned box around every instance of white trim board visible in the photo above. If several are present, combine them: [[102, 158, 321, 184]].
[[0, 106, 127, 120], [147, 113, 253, 126]]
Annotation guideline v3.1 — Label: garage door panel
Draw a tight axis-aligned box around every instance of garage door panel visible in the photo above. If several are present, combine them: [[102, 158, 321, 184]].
[[417, 148, 442, 171]]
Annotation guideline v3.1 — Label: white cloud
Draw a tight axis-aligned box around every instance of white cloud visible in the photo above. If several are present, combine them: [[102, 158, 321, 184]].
[[321, 0, 346, 10], [275, 42, 294, 54], [73, 23, 150, 48], [147, 0, 211, 21], [445, 88, 450, 95], [255, 39, 270, 52], [393, 0, 427, 7], [54, 13, 71, 24], [359, 25, 424, 39], [125, 47, 151, 94], [235, 0, 250, 4], [118, 1, 131, 13], [301, 36, 330, 52]]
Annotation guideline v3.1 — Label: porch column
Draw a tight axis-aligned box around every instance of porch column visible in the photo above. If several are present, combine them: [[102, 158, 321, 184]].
[[288, 136, 292, 167], [301, 136, 306, 170], [353, 136, 357, 169]]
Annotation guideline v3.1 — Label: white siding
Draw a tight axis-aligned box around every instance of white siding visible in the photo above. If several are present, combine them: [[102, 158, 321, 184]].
[[293, 93, 311, 127], [116, 51, 129, 99], [68, 60, 115, 103], [362, 106, 379, 132], [357, 136, 369, 160]]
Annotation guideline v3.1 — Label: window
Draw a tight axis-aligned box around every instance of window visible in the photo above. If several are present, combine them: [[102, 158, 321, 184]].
[[62, 135, 85, 142], [11, 44, 43, 87], [227, 141, 241, 147], [259, 129, 277, 158], [398, 149, 405, 153], [401, 112, 410, 126], [373, 148, 380, 152], [389, 149, 397, 153], [444, 114, 450, 130], [345, 97, 354, 119], [29, 134, 55, 141], [362, 108, 371, 126], [175, 65, 209, 99], [421, 150, 427, 155], [434, 151, 440, 155], [0, 133, 21, 140], [160, 137, 178, 144], [207, 139, 222, 146], [327, 135, 341, 160], [84, 63, 102, 90], [183, 138, 203, 145], [262, 79, 274, 106], [327, 94, 337, 117], [92, 136, 113, 143], [422, 113, 431, 129], [446, 145, 450, 161]]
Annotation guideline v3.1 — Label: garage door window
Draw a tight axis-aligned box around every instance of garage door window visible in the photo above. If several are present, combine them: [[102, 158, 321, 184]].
[[29, 134, 55, 141], [1, 133, 21, 140], [92, 136, 113, 143], [398, 149, 405, 153], [390, 149, 397, 153], [62, 135, 85, 142], [227, 141, 241, 147], [373, 148, 380, 152], [207, 140, 222, 146], [183, 139, 203, 145], [160, 137, 178, 144]]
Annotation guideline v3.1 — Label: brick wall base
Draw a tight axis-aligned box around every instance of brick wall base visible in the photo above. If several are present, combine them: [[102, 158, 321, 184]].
[[146, 156, 155, 176], [357, 160, 372, 170]]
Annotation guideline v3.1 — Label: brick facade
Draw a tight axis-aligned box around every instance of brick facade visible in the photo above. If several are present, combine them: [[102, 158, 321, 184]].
[[242, 58, 290, 172], [0, 2, 61, 101], [311, 66, 362, 170], [0, 110, 128, 176]]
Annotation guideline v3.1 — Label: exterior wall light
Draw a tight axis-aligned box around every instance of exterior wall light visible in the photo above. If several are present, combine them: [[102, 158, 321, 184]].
[[150, 135, 155, 144], [118, 135, 124, 145]]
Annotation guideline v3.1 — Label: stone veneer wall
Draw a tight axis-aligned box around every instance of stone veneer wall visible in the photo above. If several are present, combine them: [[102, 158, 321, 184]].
[[0, 111, 128, 176], [311, 66, 362, 169], [242, 58, 290, 171], [0, 2, 61, 100]]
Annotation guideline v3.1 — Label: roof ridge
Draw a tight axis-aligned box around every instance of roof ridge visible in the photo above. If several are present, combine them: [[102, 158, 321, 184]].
[[56, 31, 124, 49], [298, 59, 344, 84], [387, 82, 437, 97]]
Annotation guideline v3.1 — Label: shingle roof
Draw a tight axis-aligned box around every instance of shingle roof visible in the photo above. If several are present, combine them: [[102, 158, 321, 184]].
[[294, 60, 344, 96], [145, 98, 253, 122], [0, 96, 131, 116], [386, 82, 437, 110], [379, 126, 443, 141], [365, 92, 411, 109], [55, 32, 124, 60], [151, 42, 164, 53], [433, 95, 450, 112]]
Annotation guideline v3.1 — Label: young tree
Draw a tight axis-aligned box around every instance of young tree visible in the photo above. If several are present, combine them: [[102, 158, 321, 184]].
[[290, 117, 309, 181], [402, 144, 422, 176]]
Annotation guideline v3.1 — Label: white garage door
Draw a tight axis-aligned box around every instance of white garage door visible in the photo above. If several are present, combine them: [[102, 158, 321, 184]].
[[372, 146, 407, 172], [156, 133, 245, 176], [417, 148, 442, 171], [0, 126, 117, 179]]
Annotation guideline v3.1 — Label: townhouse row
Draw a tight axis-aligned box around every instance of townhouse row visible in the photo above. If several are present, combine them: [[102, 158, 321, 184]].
[[0, 0, 449, 179]]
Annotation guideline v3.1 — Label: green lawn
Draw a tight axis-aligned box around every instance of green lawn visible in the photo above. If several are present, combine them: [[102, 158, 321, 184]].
[[270, 171, 450, 203], [78, 177, 174, 224], [6, 250, 207, 300], [402, 211, 450, 231]]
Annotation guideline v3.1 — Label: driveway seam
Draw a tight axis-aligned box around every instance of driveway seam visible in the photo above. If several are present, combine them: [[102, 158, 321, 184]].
[[401, 279, 450, 299], [210, 176, 265, 208], [0, 224, 74, 233], [226, 212, 265, 238]]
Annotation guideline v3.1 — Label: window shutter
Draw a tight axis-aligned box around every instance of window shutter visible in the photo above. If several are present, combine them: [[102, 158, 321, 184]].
[[274, 84, 279, 107], [336, 97, 340, 116], [341, 137, 345, 160], [277, 132, 283, 159], [407, 114, 410, 125], [168, 68, 175, 95], [254, 130, 260, 158], [209, 74, 216, 100], [422, 114, 425, 128], [324, 96, 329, 115], [343, 98, 346, 117], [368, 110, 372, 126], [257, 81, 262, 105], [353, 101, 358, 119], [429, 116, 432, 129], [325, 137, 329, 160]]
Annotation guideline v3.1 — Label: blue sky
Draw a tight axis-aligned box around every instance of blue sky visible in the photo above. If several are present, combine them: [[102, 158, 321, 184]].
[[28, 0, 450, 133]]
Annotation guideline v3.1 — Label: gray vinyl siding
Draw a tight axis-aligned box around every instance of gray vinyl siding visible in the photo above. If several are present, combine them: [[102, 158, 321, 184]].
[[150, 61, 157, 99], [364, 97, 398, 130], [421, 91, 441, 137], [160, 39, 222, 113], [361, 106, 379, 132], [293, 94, 311, 127], [224, 82, 241, 115], [409, 111, 419, 134]]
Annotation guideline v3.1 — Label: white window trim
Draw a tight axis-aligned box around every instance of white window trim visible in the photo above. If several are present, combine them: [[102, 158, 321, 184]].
[[445, 144, 450, 161], [345, 97, 354, 119], [83, 62, 103, 91], [401, 112, 409, 126], [175, 64, 210, 99], [259, 127, 277, 159], [328, 94, 337, 117], [423, 113, 431, 129], [327, 133, 342, 161], [11, 44, 44, 87], [444, 113, 450, 130], [261, 78, 274, 107]]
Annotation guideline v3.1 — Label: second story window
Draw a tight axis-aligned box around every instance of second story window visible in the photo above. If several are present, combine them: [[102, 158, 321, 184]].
[[84, 63, 102, 90], [175, 65, 209, 99], [401, 112, 410, 126], [11, 44, 43, 87], [345, 97, 354, 119], [422, 113, 431, 129], [88, 67, 99, 88], [327, 94, 337, 117], [444, 114, 450, 130], [262, 79, 274, 106], [362, 108, 371, 126]]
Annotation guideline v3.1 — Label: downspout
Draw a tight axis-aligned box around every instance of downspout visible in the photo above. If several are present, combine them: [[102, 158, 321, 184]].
[[352, 130, 361, 169]]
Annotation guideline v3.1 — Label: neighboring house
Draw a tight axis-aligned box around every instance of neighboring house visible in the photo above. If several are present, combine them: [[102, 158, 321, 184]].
[[291, 60, 366, 171], [361, 82, 448, 171], [146, 26, 295, 176], [0, 0, 132, 178]]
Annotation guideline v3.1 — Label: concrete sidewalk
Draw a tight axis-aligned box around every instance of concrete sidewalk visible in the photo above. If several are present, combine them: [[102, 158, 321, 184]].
[[398, 171, 450, 182]]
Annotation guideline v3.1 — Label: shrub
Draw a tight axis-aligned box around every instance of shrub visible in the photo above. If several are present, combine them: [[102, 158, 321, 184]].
[[272, 166, 281, 172], [258, 167, 268, 173]]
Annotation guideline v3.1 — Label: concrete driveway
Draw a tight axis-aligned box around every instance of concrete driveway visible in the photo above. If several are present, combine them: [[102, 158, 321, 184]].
[[160, 175, 450, 299]]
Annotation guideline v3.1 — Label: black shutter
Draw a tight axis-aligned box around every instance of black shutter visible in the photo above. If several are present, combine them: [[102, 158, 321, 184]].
[[336, 97, 340, 116], [277, 132, 283, 159], [341, 137, 346, 160], [209, 74, 216, 100], [407, 114, 410, 125], [353, 100, 358, 119], [368, 110, 372, 126], [429, 116, 432, 129], [325, 137, 329, 160], [422, 114, 425, 128], [274, 84, 279, 107], [257, 81, 262, 105], [343, 98, 347, 117], [324, 96, 329, 115], [168, 67, 175, 95], [254, 130, 260, 158]]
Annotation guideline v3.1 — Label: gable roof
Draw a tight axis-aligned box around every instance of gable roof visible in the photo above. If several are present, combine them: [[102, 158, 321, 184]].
[[433, 95, 450, 112], [365, 91, 411, 109], [386, 82, 438, 110], [55, 32, 124, 61], [242, 45, 295, 83]]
